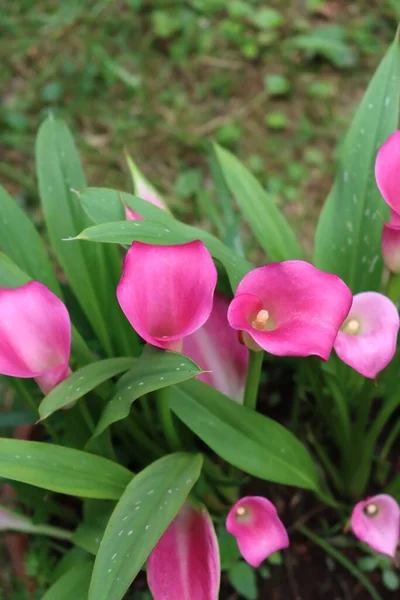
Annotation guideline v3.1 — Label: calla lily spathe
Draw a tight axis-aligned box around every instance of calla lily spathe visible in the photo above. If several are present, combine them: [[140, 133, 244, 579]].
[[375, 131, 400, 273], [228, 261, 352, 359], [351, 494, 400, 558], [117, 241, 217, 351], [183, 292, 248, 402], [125, 155, 167, 220], [0, 281, 71, 394], [147, 503, 220, 600], [334, 292, 399, 378], [226, 496, 289, 567]]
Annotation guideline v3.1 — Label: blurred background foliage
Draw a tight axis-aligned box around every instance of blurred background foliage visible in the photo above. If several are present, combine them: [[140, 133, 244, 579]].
[[0, 0, 399, 253]]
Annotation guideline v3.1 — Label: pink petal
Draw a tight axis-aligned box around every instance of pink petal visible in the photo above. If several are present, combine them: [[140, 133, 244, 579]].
[[228, 261, 352, 360], [183, 292, 248, 402], [117, 241, 217, 350], [126, 154, 168, 212], [334, 292, 399, 378], [375, 131, 400, 214], [226, 496, 289, 567], [382, 222, 400, 273], [147, 503, 220, 600], [125, 206, 144, 221], [351, 494, 400, 557], [0, 282, 71, 385]]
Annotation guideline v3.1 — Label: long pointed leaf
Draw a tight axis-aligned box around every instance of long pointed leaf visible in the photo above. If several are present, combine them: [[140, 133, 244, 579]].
[[0, 439, 132, 499], [89, 453, 203, 600], [314, 33, 400, 292], [170, 380, 319, 491]]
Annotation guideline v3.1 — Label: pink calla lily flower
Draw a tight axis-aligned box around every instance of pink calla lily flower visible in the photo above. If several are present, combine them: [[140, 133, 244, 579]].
[[183, 291, 248, 402], [375, 130, 400, 215], [334, 292, 399, 379], [226, 496, 289, 567], [228, 261, 352, 359], [351, 494, 400, 558], [382, 213, 400, 273], [0, 281, 71, 394], [117, 241, 217, 351], [147, 503, 220, 600], [125, 154, 167, 220]]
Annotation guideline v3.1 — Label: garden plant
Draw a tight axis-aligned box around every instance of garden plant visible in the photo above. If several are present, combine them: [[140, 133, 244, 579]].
[[1, 25, 400, 600]]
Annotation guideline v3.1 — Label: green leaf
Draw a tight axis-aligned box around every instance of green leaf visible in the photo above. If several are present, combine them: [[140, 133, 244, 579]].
[[38, 358, 135, 420], [42, 563, 93, 600], [0, 439, 132, 499], [170, 380, 319, 490], [214, 144, 303, 261], [382, 569, 399, 591], [289, 25, 357, 68], [88, 453, 203, 600], [385, 472, 400, 502], [301, 526, 384, 600], [0, 185, 61, 295], [78, 187, 251, 290], [92, 346, 203, 438], [72, 500, 115, 555], [314, 34, 400, 292], [35, 117, 139, 357], [229, 562, 257, 600]]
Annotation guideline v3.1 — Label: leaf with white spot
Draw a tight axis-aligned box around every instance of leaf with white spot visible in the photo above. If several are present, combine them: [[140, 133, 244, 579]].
[[314, 32, 400, 292], [0, 438, 132, 499], [88, 452, 203, 600], [91, 346, 203, 439], [38, 358, 135, 420]]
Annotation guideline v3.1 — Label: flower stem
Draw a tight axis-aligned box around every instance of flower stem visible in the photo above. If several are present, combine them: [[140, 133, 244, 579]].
[[156, 387, 182, 450], [243, 350, 264, 410], [386, 272, 400, 304]]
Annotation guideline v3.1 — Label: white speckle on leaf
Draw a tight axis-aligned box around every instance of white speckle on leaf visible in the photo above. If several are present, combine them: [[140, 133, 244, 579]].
[[352, 194, 357, 204], [145, 525, 150, 530], [138, 382, 144, 386], [343, 171, 349, 183], [365, 208, 370, 217], [368, 103, 373, 109], [147, 490, 154, 495], [186, 478, 192, 484], [128, 530, 134, 536], [112, 553, 117, 560], [123, 516, 128, 521], [118, 530, 124, 536], [347, 238, 352, 246], [369, 255, 379, 273], [346, 221, 353, 232], [385, 96, 391, 107], [135, 506, 140, 511]]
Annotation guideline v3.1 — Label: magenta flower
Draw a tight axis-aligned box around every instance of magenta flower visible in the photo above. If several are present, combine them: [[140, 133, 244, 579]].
[[375, 130, 400, 215], [334, 292, 399, 379], [227, 261, 352, 359], [0, 282, 71, 394], [351, 494, 400, 558], [375, 131, 400, 272], [226, 496, 289, 567], [147, 503, 220, 600], [183, 291, 248, 402], [117, 241, 217, 351], [382, 211, 400, 273], [125, 157, 167, 220]]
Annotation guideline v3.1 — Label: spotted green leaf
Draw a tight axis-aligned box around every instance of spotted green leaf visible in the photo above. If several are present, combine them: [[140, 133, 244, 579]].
[[170, 380, 320, 491], [38, 357, 135, 420], [92, 346, 203, 438], [0, 438, 132, 499], [88, 453, 203, 600], [314, 33, 400, 292]]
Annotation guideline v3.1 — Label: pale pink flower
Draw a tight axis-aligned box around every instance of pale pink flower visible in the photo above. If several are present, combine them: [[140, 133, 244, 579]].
[[228, 261, 352, 359], [351, 494, 400, 558], [183, 292, 248, 402], [147, 503, 220, 600], [117, 241, 217, 351], [334, 292, 399, 378], [226, 496, 289, 567]]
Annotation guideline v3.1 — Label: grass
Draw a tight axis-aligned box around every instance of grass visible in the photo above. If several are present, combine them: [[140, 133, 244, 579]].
[[0, 0, 398, 246]]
